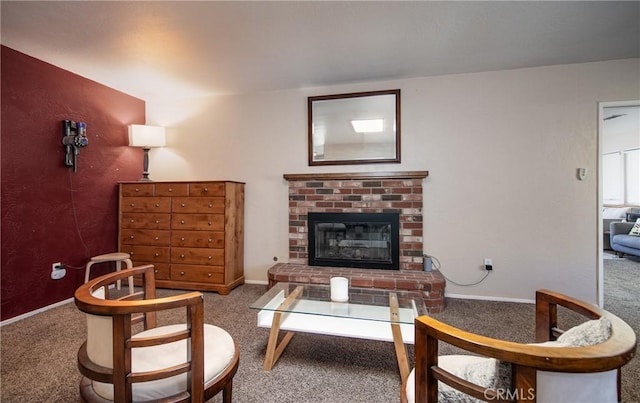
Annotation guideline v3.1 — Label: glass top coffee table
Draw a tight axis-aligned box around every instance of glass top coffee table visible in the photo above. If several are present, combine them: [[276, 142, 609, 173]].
[[250, 282, 428, 381]]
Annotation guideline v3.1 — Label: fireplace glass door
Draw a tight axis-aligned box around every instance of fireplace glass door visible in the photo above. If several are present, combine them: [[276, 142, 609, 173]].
[[308, 212, 399, 270]]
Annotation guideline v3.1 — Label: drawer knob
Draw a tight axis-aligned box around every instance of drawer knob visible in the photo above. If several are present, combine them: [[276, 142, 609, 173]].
[[181, 237, 185, 241], [155, 220, 160, 224], [155, 269, 158, 273], [154, 253, 159, 257], [130, 219, 135, 223], [208, 255, 212, 259], [135, 188, 140, 192], [154, 236, 159, 240], [180, 254, 185, 258], [208, 273, 212, 277], [204, 187, 208, 192], [181, 203, 186, 207], [181, 220, 185, 224], [130, 203, 135, 207], [130, 252, 134, 256], [169, 188, 173, 192], [155, 203, 160, 207], [208, 238, 212, 243], [208, 204, 213, 208], [180, 271, 185, 275], [130, 235, 134, 239], [208, 222, 212, 226]]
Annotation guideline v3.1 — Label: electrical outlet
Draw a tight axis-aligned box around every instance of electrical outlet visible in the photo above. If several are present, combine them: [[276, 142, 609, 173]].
[[484, 258, 493, 271], [51, 262, 66, 280]]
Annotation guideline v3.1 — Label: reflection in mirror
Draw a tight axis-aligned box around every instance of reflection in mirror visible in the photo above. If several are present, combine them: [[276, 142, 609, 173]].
[[308, 89, 400, 166]]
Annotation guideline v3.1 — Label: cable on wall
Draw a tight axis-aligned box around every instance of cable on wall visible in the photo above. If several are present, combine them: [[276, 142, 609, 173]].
[[67, 168, 91, 266], [428, 255, 491, 287]]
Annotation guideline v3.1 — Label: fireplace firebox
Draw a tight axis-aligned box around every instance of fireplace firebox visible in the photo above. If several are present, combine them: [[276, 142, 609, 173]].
[[308, 212, 400, 270]]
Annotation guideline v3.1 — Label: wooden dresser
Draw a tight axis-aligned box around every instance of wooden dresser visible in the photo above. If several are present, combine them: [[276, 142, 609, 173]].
[[118, 181, 244, 294]]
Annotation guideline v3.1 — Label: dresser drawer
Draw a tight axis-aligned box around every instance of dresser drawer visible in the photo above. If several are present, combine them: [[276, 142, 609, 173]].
[[171, 231, 225, 248], [122, 246, 170, 263], [121, 229, 170, 246], [155, 183, 188, 197], [171, 247, 224, 265], [172, 197, 225, 214], [121, 183, 154, 197], [131, 262, 171, 280], [190, 182, 225, 197], [172, 214, 224, 231], [171, 264, 224, 284], [121, 213, 171, 230], [121, 197, 171, 213]]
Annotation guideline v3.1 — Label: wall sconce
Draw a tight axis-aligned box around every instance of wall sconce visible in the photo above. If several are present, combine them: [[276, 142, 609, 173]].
[[61, 120, 89, 172], [128, 124, 166, 181]]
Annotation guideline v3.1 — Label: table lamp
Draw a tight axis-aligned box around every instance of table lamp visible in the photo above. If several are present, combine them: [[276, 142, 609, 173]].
[[128, 124, 166, 181]]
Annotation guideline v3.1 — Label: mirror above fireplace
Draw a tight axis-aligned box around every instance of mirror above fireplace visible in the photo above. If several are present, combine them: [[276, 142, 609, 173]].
[[308, 89, 401, 166]]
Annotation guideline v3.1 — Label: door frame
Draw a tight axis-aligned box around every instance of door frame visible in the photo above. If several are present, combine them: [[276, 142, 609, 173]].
[[597, 99, 640, 307]]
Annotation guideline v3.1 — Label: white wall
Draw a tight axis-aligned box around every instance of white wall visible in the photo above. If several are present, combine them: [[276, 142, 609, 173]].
[[147, 58, 640, 303]]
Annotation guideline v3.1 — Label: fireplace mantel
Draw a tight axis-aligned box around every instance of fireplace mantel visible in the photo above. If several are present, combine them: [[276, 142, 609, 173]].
[[283, 171, 428, 181]]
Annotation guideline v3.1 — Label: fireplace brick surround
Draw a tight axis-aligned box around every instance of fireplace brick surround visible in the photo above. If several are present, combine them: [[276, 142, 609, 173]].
[[267, 171, 446, 313]]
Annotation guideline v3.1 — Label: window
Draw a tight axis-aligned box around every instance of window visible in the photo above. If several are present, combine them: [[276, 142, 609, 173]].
[[625, 149, 640, 205], [602, 104, 639, 206], [603, 149, 639, 205]]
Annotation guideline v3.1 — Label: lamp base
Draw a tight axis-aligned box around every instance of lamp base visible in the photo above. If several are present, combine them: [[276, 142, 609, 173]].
[[139, 148, 151, 181]]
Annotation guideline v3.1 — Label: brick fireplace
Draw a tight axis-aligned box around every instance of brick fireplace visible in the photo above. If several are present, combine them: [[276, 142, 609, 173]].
[[268, 171, 446, 313]]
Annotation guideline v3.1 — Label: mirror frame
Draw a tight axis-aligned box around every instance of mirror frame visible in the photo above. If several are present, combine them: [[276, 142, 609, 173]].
[[308, 89, 401, 166]]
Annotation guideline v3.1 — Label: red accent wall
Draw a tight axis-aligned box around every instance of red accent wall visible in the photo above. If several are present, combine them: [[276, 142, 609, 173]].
[[1, 46, 145, 321]]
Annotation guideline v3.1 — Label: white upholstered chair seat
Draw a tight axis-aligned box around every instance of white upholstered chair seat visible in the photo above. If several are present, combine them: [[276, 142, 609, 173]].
[[404, 353, 618, 403], [405, 355, 496, 403], [90, 323, 236, 401]]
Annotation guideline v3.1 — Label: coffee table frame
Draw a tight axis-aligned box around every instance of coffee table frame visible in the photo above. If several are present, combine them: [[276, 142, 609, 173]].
[[253, 284, 426, 382]]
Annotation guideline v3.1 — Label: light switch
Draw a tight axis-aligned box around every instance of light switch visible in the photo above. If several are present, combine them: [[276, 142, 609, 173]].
[[577, 168, 587, 180]]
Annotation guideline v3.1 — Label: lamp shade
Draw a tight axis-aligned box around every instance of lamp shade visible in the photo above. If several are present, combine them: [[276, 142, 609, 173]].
[[128, 125, 166, 148]]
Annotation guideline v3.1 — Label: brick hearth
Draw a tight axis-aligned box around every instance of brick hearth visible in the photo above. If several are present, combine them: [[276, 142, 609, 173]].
[[267, 263, 445, 313], [277, 171, 445, 313]]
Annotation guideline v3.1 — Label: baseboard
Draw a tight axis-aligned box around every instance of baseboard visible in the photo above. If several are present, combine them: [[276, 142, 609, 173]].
[[445, 293, 535, 304], [245, 279, 269, 285], [1, 297, 75, 327]]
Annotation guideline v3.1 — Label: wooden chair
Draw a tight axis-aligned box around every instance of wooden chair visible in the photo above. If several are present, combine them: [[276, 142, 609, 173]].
[[402, 289, 636, 403], [84, 252, 134, 292], [75, 264, 239, 402]]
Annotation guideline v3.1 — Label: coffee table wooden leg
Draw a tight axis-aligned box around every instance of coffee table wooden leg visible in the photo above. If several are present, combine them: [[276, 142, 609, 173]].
[[389, 293, 410, 382], [263, 285, 304, 371], [263, 311, 296, 370], [391, 322, 410, 382]]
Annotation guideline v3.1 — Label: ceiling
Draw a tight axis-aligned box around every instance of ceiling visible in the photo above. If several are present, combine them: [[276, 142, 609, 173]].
[[1, 1, 639, 101]]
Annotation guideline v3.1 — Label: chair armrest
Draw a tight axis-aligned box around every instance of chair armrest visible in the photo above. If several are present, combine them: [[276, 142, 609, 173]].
[[603, 218, 622, 230], [416, 315, 633, 372], [610, 222, 634, 236], [535, 289, 602, 341]]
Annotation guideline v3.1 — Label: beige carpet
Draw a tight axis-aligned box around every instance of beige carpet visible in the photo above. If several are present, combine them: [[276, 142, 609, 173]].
[[1, 257, 638, 402]]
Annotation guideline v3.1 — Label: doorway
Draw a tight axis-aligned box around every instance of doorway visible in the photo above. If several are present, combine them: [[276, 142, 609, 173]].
[[598, 101, 640, 306]]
